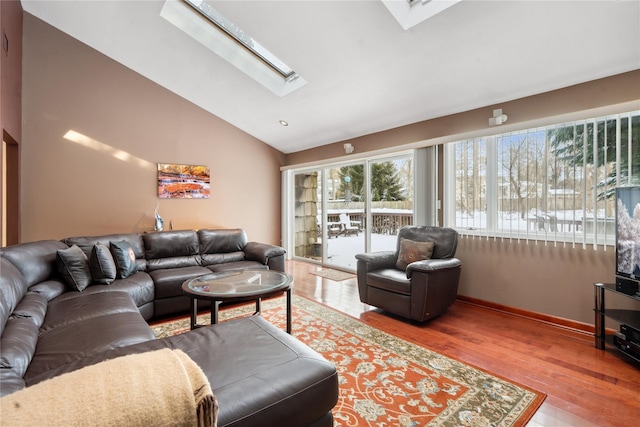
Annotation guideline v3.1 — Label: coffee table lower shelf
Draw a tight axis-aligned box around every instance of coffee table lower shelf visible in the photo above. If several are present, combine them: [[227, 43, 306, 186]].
[[188, 288, 292, 334]]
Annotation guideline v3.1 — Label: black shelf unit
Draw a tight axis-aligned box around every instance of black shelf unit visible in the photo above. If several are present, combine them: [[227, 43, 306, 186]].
[[594, 282, 640, 364]]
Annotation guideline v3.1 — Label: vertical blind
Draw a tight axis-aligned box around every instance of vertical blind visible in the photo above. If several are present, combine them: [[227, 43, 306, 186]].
[[446, 111, 639, 249]]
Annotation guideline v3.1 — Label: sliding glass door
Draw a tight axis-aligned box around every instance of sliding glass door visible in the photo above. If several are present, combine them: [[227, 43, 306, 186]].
[[287, 152, 415, 272], [369, 156, 414, 252], [292, 170, 322, 261], [324, 163, 366, 270]]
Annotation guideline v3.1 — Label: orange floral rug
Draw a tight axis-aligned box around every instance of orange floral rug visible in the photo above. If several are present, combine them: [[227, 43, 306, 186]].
[[152, 296, 545, 427]]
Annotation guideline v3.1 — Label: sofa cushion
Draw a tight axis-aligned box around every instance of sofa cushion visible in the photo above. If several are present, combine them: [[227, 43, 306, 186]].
[[89, 243, 117, 285], [0, 258, 29, 337], [198, 229, 247, 255], [63, 233, 147, 272], [395, 238, 435, 271], [1, 315, 40, 378], [201, 251, 245, 266], [25, 310, 156, 382], [243, 241, 286, 265], [1, 240, 69, 287], [208, 261, 268, 273], [24, 291, 155, 382], [56, 245, 92, 291], [143, 230, 199, 259], [110, 240, 138, 279], [0, 291, 48, 397], [27, 280, 67, 302], [0, 367, 26, 398], [10, 292, 48, 330], [143, 230, 201, 271], [149, 266, 212, 299], [41, 291, 141, 332], [48, 270, 154, 309]]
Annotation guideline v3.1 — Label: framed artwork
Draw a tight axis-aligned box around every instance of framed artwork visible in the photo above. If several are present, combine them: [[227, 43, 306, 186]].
[[157, 163, 210, 199]]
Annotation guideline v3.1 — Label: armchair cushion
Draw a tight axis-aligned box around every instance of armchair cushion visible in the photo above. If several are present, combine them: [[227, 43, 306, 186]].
[[406, 258, 462, 278], [355, 251, 397, 271], [395, 238, 435, 271]]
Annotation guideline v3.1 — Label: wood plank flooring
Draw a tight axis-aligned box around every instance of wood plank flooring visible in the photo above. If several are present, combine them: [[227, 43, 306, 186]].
[[286, 260, 640, 426]]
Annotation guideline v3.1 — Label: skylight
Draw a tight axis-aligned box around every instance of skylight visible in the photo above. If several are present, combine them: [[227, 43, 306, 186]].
[[382, 0, 461, 30], [160, 0, 306, 96]]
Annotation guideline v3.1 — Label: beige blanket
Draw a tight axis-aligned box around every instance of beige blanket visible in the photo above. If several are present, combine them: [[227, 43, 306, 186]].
[[0, 349, 217, 427]]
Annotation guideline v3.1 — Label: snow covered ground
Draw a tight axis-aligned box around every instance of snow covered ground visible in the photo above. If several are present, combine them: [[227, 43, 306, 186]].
[[324, 232, 397, 271]]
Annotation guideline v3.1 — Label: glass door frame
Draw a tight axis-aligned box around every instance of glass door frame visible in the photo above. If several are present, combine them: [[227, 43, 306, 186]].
[[282, 149, 421, 271]]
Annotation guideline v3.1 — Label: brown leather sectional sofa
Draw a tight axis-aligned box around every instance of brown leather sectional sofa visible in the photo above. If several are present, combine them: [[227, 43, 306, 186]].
[[0, 228, 338, 426]]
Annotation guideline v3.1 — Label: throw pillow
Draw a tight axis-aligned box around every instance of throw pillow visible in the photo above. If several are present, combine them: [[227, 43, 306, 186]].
[[89, 243, 117, 284], [109, 240, 138, 279], [396, 238, 435, 271], [56, 245, 92, 291]]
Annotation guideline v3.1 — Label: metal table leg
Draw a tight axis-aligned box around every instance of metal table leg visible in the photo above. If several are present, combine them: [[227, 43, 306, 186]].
[[286, 288, 292, 334], [190, 298, 198, 330], [594, 283, 605, 349]]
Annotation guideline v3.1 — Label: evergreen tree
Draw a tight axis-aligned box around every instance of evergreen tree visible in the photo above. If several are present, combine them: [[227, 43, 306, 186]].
[[337, 162, 405, 201], [370, 162, 404, 201], [548, 116, 640, 199]]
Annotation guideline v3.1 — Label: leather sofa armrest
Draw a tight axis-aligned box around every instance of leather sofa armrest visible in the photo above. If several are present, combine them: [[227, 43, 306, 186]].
[[406, 257, 462, 278], [355, 251, 397, 272], [243, 242, 286, 265]]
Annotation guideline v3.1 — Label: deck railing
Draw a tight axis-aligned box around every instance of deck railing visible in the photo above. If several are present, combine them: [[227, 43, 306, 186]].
[[325, 208, 413, 236]]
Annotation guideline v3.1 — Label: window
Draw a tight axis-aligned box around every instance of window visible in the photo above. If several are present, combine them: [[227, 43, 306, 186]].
[[445, 111, 640, 248]]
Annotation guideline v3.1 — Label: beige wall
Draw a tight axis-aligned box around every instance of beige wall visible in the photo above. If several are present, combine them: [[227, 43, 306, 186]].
[[456, 238, 616, 325], [21, 14, 285, 245], [1, 0, 23, 246], [1, 0, 22, 142], [286, 70, 640, 165]]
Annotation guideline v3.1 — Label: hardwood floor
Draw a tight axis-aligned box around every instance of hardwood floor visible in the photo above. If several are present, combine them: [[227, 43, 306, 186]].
[[286, 260, 640, 427]]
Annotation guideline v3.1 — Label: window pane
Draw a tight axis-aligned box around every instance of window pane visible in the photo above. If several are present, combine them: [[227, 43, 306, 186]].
[[447, 110, 639, 247], [455, 139, 486, 231]]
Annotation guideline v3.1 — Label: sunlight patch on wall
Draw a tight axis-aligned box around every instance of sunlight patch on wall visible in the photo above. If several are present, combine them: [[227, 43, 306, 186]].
[[63, 130, 154, 169]]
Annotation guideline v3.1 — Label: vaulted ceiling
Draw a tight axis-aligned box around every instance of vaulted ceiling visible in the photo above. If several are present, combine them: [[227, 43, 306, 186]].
[[21, 1, 640, 154]]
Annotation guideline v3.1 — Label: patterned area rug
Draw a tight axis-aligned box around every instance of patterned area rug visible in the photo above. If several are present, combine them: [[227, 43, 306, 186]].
[[152, 296, 545, 427], [310, 268, 356, 282]]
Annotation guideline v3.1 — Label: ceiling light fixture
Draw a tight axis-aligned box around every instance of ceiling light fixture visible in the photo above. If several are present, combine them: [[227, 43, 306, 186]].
[[279, 120, 289, 127], [160, 0, 306, 97], [489, 109, 508, 126]]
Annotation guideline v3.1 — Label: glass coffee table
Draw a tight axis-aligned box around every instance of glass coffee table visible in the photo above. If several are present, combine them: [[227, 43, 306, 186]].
[[182, 269, 293, 333]]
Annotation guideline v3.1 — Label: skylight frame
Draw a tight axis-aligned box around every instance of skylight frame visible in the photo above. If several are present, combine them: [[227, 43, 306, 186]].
[[182, 0, 298, 81], [160, 0, 306, 97]]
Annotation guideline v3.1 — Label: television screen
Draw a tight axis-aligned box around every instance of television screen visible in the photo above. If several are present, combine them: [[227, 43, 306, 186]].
[[616, 186, 640, 286]]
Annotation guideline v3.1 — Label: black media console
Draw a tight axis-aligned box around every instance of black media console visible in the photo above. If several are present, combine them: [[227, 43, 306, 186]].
[[594, 282, 640, 365]]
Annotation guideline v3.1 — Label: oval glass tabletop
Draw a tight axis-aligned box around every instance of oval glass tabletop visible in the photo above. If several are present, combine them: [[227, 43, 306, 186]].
[[183, 270, 292, 298]]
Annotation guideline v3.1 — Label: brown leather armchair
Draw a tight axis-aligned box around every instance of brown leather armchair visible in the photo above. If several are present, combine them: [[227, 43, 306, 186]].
[[355, 226, 461, 322]]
